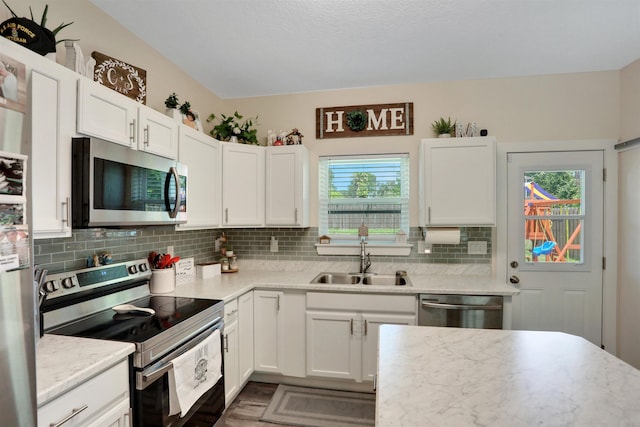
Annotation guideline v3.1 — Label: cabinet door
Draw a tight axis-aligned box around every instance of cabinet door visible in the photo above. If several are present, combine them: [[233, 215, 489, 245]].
[[265, 146, 309, 226], [177, 129, 222, 230], [419, 137, 496, 226], [222, 144, 265, 226], [85, 398, 130, 427], [238, 291, 254, 384], [361, 313, 416, 382], [77, 78, 137, 147], [306, 310, 360, 380], [253, 290, 283, 373], [137, 107, 178, 159], [31, 64, 76, 239], [223, 319, 239, 405]]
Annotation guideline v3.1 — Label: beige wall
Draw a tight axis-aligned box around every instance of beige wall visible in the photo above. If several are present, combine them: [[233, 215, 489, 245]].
[[229, 72, 621, 225], [0, 1, 225, 131], [620, 58, 640, 141]]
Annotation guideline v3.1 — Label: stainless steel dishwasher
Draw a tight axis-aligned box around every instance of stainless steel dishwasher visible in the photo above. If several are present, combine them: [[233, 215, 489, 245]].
[[418, 294, 503, 329]]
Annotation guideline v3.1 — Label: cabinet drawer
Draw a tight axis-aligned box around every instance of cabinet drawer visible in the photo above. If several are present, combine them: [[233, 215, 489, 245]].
[[225, 298, 239, 323], [38, 360, 129, 427], [306, 292, 415, 313]]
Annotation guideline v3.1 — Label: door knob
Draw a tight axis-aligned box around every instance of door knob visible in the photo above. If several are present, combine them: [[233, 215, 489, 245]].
[[510, 261, 519, 268], [509, 275, 520, 284]]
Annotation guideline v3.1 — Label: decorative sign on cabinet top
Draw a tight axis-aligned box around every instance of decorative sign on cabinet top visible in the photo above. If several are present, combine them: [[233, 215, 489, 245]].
[[316, 102, 413, 139], [91, 51, 147, 104]]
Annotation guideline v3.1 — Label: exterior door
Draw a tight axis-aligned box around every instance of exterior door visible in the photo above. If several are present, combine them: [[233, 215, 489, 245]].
[[507, 151, 604, 346]]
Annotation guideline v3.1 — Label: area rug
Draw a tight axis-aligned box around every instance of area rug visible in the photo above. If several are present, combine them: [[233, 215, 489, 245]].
[[260, 384, 375, 427]]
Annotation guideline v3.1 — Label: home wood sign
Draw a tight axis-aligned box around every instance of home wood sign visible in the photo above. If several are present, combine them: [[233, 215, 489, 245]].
[[91, 51, 147, 104], [316, 102, 413, 139]]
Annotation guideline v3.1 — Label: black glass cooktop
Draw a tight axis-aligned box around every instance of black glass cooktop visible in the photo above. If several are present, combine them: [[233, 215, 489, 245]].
[[50, 295, 222, 344]]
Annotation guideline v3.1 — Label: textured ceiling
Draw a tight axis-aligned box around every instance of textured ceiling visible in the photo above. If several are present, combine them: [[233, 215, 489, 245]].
[[90, 0, 640, 99]]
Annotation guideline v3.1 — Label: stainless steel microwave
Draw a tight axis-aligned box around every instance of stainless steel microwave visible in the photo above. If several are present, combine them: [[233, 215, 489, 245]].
[[72, 137, 187, 227]]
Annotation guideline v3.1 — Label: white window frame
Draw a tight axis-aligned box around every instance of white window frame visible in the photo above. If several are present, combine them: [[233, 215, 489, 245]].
[[318, 153, 410, 244]]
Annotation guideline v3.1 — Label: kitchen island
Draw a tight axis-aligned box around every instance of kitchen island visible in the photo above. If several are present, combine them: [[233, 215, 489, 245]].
[[376, 326, 640, 426]]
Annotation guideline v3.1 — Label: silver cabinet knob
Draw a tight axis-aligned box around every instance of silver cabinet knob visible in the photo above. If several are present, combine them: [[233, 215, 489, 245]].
[[509, 275, 520, 284]]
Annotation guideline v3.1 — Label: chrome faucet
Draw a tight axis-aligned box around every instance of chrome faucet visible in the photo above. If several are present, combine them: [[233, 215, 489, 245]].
[[360, 237, 371, 274]]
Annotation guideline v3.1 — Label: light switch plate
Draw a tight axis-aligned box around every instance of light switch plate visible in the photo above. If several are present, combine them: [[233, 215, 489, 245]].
[[468, 241, 487, 255]]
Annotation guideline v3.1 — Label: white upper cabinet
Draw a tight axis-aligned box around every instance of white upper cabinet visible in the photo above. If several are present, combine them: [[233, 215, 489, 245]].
[[77, 78, 178, 158], [222, 143, 265, 227], [77, 78, 137, 147], [137, 107, 179, 159], [265, 145, 309, 227], [419, 137, 497, 226], [176, 128, 222, 230]]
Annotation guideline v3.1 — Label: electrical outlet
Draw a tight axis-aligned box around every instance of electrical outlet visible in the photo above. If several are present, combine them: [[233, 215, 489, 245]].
[[468, 241, 487, 255], [167, 245, 174, 255]]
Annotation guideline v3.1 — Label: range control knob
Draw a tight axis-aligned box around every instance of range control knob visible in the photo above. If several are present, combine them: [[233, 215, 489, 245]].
[[128, 265, 138, 274], [61, 277, 75, 289], [138, 263, 148, 272], [43, 280, 59, 293]]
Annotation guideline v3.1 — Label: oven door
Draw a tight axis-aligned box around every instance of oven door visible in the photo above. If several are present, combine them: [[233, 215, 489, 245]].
[[133, 322, 224, 427]]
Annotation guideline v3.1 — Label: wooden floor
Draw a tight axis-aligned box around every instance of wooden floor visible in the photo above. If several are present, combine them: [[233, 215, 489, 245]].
[[222, 381, 298, 427]]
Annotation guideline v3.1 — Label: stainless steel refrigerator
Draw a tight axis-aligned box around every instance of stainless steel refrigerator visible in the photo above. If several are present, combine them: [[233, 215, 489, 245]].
[[0, 51, 37, 426]]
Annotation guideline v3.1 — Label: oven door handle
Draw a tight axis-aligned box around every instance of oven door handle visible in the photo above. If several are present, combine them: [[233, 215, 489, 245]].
[[137, 321, 222, 389], [420, 301, 503, 310]]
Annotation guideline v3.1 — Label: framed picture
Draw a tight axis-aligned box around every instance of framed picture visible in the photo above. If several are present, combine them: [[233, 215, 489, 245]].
[[0, 151, 26, 200], [0, 53, 27, 113], [182, 110, 203, 132]]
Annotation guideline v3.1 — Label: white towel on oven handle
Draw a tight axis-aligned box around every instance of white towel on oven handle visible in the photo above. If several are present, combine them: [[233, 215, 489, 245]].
[[168, 329, 222, 417]]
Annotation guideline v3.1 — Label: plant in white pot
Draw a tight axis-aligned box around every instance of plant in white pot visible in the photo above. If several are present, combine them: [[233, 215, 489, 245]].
[[164, 92, 181, 120], [432, 117, 456, 138]]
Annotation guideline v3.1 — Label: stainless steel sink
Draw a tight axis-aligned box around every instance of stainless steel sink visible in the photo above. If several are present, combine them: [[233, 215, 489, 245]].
[[310, 272, 411, 286], [310, 273, 361, 284]]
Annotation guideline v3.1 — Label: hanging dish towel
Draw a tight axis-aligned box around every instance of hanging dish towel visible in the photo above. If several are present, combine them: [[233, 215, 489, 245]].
[[168, 329, 222, 417]]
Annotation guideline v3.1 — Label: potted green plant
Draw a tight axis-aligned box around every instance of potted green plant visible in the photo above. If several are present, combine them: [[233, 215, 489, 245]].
[[164, 93, 181, 120], [207, 111, 259, 145], [432, 117, 456, 138], [1, 1, 76, 58]]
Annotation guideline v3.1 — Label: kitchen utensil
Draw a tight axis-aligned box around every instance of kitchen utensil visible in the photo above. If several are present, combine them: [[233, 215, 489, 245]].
[[112, 304, 156, 315]]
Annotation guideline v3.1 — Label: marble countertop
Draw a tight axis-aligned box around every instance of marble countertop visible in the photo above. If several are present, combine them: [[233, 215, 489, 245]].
[[167, 270, 517, 302], [36, 334, 134, 406], [376, 325, 640, 426]]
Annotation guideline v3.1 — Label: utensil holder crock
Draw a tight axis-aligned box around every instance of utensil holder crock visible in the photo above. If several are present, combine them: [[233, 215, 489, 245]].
[[150, 267, 176, 293]]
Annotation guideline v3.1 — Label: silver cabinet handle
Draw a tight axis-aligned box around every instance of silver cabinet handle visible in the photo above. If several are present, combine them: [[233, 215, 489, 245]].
[[224, 334, 229, 352], [373, 374, 377, 391], [294, 208, 298, 224], [350, 318, 354, 335], [364, 319, 368, 336], [276, 294, 280, 311], [50, 404, 88, 427], [420, 301, 503, 310], [144, 125, 149, 146], [61, 197, 71, 225], [225, 208, 229, 224], [428, 206, 431, 223], [129, 119, 136, 144]]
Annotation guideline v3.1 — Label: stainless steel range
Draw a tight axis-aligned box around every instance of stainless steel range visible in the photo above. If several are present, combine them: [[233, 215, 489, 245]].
[[41, 259, 225, 427]]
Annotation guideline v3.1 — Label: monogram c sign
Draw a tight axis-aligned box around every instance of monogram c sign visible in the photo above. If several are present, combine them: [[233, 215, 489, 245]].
[[316, 102, 413, 139], [91, 51, 147, 104]]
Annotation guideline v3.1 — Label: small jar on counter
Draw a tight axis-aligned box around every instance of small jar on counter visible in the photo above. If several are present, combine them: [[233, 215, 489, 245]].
[[229, 256, 238, 270], [221, 258, 230, 271]]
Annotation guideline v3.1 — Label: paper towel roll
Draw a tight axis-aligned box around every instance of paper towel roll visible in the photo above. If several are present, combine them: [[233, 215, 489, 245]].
[[425, 227, 461, 245]]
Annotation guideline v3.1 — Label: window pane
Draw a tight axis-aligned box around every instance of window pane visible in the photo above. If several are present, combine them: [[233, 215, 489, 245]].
[[319, 155, 409, 238], [523, 170, 585, 264]]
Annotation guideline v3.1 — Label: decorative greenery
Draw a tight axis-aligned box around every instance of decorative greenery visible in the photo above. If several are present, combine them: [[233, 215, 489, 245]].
[[432, 117, 456, 136], [2, 1, 76, 45], [164, 93, 179, 109], [179, 101, 191, 115], [346, 110, 367, 132], [207, 111, 259, 145]]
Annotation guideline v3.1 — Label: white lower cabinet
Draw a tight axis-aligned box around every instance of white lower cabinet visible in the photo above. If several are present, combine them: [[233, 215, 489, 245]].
[[223, 298, 240, 404], [253, 290, 305, 377], [224, 291, 254, 406], [38, 360, 130, 427], [306, 293, 416, 382]]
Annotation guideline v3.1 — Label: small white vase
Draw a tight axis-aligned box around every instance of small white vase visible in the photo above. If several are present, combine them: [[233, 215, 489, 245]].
[[438, 133, 451, 138], [165, 108, 181, 122], [229, 136, 239, 143]]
